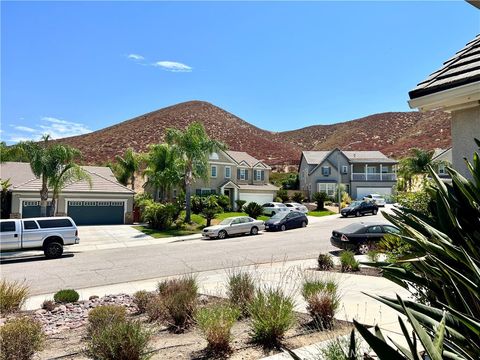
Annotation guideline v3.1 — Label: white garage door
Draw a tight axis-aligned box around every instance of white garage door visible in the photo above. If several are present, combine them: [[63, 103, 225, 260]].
[[356, 187, 392, 200], [239, 192, 274, 205]]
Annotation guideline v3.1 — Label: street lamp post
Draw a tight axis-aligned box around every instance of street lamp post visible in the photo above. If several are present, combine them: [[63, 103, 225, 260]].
[[337, 141, 361, 214]]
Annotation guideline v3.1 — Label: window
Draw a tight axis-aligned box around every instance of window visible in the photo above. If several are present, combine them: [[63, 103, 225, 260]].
[[438, 164, 446, 175], [196, 189, 216, 196], [254, 170, 264, 181], [318, 183, 336, 196], [0, 221, 16, 232], [23, 220, 38, 230], [239, 169, 246, 180], [37, 219, 73, 229], [321, 166, 331, 176], [366, 225, 383, 233], [382, 166, 389, 173], [341, 165, 348, 174], [209, 152, 219, 160], [225, 166, 231, 179], [367, 166, 377, 174], [211, 165, 217, 178]]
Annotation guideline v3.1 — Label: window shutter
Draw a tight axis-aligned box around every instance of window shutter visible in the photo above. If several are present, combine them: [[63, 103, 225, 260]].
[[237, 169, 240, 179], [245, 170, 249, 180], [328, 167, 331, 175], [261, 171, 265, 181]]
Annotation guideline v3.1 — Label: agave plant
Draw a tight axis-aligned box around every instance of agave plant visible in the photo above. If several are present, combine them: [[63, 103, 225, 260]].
[[351, 139, 480, 360]]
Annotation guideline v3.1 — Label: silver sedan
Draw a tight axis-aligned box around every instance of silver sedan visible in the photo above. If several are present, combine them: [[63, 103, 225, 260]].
[[202, 216, 265, 239]]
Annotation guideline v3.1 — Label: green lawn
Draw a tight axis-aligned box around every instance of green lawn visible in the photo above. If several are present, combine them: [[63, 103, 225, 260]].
[[132, 226, 200, 238], [308, 210, 336, 217]]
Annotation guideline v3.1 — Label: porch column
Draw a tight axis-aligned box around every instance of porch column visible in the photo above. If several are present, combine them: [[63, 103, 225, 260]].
[[365, 164, 368, 180], [350, 164, 353, 181], [233, 187, 238, 210], [380, 164, 383, 181]]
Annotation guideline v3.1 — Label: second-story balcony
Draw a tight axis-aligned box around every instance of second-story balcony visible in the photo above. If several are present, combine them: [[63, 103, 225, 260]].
[[351, 173, 397, 181]]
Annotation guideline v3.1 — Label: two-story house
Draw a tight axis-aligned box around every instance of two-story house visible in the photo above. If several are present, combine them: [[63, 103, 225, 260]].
[[298, 149, 398, 200], [432, 147, 452, 182]]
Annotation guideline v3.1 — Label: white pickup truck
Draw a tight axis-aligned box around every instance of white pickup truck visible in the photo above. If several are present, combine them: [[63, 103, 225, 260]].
[[0, 217, 80, 258]]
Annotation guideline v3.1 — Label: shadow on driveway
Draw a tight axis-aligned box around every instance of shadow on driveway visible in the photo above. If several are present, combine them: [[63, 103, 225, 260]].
[[0, 253, 74, 265]]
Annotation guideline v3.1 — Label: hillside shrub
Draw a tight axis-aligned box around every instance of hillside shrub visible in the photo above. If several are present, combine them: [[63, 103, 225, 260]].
[[0, 279, 29, 314], [53, 289, 79, 303], [87, 305, 127, 336], [339, 251, 359, 272], [317, 253, 334, 271], [312, 192, 328, 210], [87, 319, 152, 360], [291, 192, 304, 203], [195, 304, 240, 355], [276, 189, 289, 202], [133, 290, 154, 314], [244, 202, 263, 219], [41, 300, 56, 312], [0, 317, 44, 360], [235, 199, 246, 211], [141, 200, 178, 230], [248, 288, 295, 347], [226, 271, 255, 317], [302, 279, 340, 329]]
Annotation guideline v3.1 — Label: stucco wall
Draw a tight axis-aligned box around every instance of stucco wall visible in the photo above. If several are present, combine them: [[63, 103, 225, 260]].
[[451, 106, 480, 179]]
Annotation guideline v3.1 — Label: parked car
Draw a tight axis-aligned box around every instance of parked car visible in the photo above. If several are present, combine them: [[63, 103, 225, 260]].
[[265, 211, 308, 231], [202, 216, 265, 239], [330, 222, 400, 254], [341, 201, 378, 217], [363, 193, 386, 207], [284, 202, 309, 214], [0, 217, 80, 259], [262, 202, 289, 216]]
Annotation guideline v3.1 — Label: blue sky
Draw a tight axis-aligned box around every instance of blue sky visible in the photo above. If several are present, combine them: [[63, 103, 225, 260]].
[[1, 1, 479, 143]]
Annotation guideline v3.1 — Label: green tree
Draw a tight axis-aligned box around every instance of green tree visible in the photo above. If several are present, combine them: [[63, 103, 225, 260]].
[[114, 148, 141, 190], [398, 148, 442, 190], [165, 122, 226, 223], [0, 141, 29, 162], [201, 196, 223, 227], [312, 192, 328, 210], [143, 144, 182, 202]]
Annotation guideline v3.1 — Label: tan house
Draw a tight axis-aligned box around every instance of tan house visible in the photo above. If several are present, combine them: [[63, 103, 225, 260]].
[[0, 162, 135, 225], [408, 34, 480, 179], [432, 147, 452, 180], [298, 150, 398, 200]]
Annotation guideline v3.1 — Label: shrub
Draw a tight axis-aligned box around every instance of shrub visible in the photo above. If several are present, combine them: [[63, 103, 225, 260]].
[[87, 319, 152, 360], [339, 251, 359, 272], [133, 290, 154, 314], [41, 300, 55, 312], [248, 288, 295, 347], [243, 202, 263, 219], [302, 280, 339, 330], [87, 305, 127, 336], [235, 199, 246, 211], [200, 195, 223, 227], [195, 304, 240, 355], [378, 234, 413, 262], [191, 195, 207, 214], [0, 279, 29, 314], [394, 188, 433, 218], [145, 295, 165, 322], [276, 189, 289, 202], [216, 195, 231, 212], [312, 192, 328, 210], [53, 289, 79, 303], [317, 253, 334, 271], [157, 276, 198, 332], [366, 249, 380, 263], [291, 192, 304, 203], [320, 331, 363, 360], [141, 200, 178, 230], [226, 271, 255, 317], [0, 317, 44, 360]]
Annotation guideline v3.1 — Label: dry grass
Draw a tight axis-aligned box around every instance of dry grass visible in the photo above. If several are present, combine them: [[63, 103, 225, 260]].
[[0, 316, 44, 360], [0, 279, 29, 315]]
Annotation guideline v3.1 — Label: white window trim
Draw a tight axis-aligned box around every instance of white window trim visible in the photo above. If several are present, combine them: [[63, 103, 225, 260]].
[[317, 183, 337, 197], [321, 166, 331, 176], [225, 166, 231, 179], [19, 198, 53, 216], [341, 165, 348, 174], [438, 164, 446, 174], [211, 165, 217, 178], [240, 168, 246, 180], [254, 169, 263, 181]]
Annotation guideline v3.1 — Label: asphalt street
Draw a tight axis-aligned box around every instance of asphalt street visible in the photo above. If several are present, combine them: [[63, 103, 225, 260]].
[[0, 209, 391, 295]]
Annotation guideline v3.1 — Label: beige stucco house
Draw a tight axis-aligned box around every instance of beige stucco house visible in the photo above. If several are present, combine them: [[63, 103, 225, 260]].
[[298, 150, 397, 200], [408, 35, 480, 179], [1, 162, 134, 225]]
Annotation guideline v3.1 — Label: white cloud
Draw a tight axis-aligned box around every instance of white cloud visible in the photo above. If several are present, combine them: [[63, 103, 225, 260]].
[[127, 53, 144, 61], [39, 117, 92, 139], [12, 125, 37, 133], [153, 61, 192, 72]]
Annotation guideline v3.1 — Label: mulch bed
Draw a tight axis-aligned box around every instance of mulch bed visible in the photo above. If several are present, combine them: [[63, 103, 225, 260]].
[[311, 266, 382, 277]]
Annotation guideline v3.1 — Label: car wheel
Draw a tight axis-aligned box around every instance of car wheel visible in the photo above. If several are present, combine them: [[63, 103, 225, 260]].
[[301, 221, 307, 228], [358, 242, 370, 255], [217, 230, 227, 239], [250, 226, 259, 235], [373, 209, 378, 215], [355, 211, 360, 217], [44, 242, 63, 259], [280, 224, 286, 231]]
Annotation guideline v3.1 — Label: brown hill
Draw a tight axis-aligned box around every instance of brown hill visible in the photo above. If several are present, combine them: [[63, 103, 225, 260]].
[[55, 101, 451, 166]]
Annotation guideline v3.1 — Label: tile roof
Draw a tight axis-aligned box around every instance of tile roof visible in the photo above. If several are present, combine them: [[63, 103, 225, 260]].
[[226, 151, 265, 167], [302, 150, 396, 165], [0, 162, 134, 194], [409, 35, 480, 99], [301, 151, 331, 165], [238, 184, 279, 191]]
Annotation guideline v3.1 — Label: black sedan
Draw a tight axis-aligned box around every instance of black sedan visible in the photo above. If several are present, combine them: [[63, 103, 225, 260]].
[[330, 222, 400, 254], [265, 211, 308, 231], [341, 201, 378, 217]]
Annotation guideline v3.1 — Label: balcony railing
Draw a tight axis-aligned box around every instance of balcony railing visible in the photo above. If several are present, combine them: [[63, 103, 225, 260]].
[[351, 173, 396, 181]]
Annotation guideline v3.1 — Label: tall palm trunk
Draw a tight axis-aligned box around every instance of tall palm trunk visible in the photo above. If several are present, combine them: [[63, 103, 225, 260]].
[[40, 174, 49, 217], [131, 174, 135, 191], [184, 167, 193, 223], [50, 197, 57, 217]]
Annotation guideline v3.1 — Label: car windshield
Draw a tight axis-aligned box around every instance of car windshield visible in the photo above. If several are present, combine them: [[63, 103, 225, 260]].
[[277, 204, 287, 208], [270, 212, 287, 220], [285, 204, 293, 207], [350, 201, 363, 207], [219, 218, 233, 225]]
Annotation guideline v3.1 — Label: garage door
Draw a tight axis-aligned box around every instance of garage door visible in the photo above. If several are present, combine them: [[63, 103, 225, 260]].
[[67, 201, 125, 225], [239, 193, 274, 205], [356, 187, 392, 200], [22, 201, 52, 218]]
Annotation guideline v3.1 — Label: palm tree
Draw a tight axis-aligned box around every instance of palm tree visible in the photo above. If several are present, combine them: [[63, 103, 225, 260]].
[[165, 122, 226, 223], [398, 148, 439, 190], [114, 148, 141, 190], [143, 144, 182, 202]]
